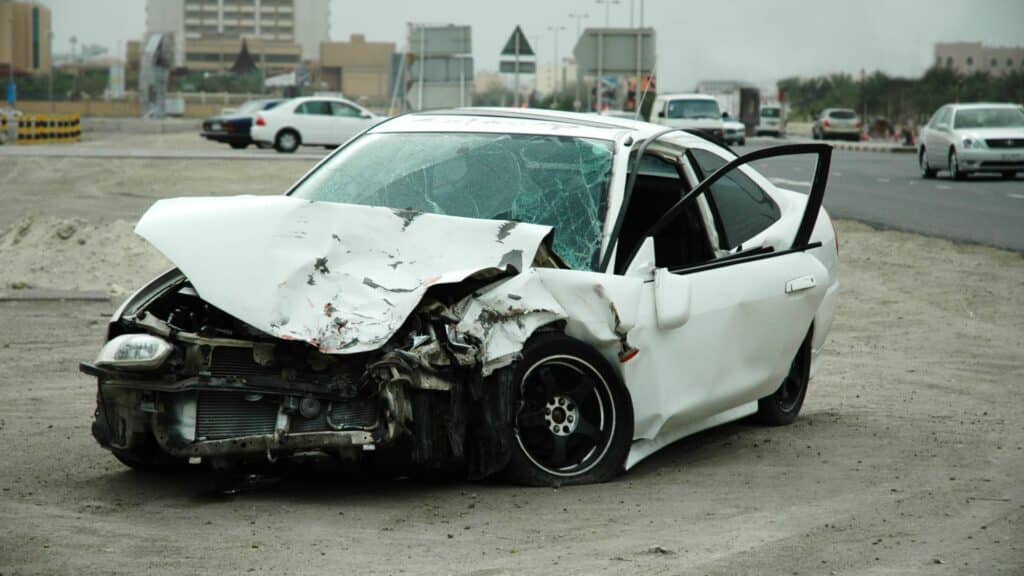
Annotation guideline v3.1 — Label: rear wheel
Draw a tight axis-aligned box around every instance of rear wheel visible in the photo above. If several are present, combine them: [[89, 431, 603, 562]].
[[229, 142, 248, 149], [755, 328, 812, 426], [274, 129, 300, 153], [919, 149, 937, 178], [506, 333, 633, 486]]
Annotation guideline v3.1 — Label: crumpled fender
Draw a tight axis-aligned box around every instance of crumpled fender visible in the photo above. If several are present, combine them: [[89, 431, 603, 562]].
[[454, 268, 644, 375], [135, 195, 552, 354]]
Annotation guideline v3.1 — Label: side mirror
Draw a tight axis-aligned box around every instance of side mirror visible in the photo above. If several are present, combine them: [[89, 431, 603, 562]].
[[361, 112, 373, 119], [654, 268, 691, 330], [657, 111, 665, 118]]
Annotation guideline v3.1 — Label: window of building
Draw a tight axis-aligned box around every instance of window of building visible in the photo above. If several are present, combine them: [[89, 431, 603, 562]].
[[946, 56, 953, 66], [966, 56, 973, 66], [991, 58, 998, 67], [31, 8, 40, 69]]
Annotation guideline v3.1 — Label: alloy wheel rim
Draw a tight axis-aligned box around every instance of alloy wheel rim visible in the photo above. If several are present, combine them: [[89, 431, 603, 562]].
[[776, 356, 804, 413], [514, 356, 616, 477]]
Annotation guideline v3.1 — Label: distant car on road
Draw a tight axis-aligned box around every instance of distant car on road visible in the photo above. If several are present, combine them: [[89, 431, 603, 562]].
[[812, 108, 862, 141], [201, 99, 283, 149], [756, 105, 786, 137], [722, 113, 746, 146], [251, 96, 382, 153], [651, 93, 725, 140], [917, 103, 1024, 180]]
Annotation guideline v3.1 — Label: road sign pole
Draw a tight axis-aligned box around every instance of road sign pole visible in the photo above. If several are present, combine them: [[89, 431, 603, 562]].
[[514, 32, 520, 107]]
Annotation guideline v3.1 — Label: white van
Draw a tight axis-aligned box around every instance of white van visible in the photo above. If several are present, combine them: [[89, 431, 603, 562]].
[[757, 105, 786, 137], [651, 93, 725, 139]]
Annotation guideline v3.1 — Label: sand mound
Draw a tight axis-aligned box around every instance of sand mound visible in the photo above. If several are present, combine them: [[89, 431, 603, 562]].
[[0, 216, 170, 295]]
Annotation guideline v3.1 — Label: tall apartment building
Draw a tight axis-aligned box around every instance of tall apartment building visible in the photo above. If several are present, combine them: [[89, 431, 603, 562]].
[[934, 42, 1024, 77], [145, 0, 329, 74], [0, 0, 52, 77]]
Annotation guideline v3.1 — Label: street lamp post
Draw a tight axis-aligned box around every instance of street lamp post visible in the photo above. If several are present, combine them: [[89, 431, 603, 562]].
[[546, 25, 566, 96], [69, 35, 77, 100], [595, 0, 620, 27], [568, 13, 589, 112], [48, 31, 54, 112]]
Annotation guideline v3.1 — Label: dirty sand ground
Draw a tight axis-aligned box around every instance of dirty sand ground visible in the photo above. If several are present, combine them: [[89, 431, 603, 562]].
[[0, 150, 1022, 575]]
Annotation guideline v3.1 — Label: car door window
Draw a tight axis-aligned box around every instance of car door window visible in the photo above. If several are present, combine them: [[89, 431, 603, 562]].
[[688, 148, 781, 251], [296, 101, 332, 115], [331, 102, 363, 118]]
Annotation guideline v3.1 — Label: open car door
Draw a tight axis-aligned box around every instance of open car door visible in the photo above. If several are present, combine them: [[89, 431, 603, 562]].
[[615, 144, 834, 455]]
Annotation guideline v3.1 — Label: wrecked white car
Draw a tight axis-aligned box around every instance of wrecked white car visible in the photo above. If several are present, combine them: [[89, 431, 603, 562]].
[[82, 110, 840, 486]]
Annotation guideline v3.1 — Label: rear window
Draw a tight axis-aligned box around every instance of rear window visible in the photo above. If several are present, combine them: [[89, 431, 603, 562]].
[[666, 99, 721, 120], [828, 109, 857, 119], [761, 107, 780, 118]]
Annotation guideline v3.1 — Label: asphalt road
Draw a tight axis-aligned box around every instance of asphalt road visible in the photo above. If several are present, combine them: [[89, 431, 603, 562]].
[[744, 139, 1024, 252]]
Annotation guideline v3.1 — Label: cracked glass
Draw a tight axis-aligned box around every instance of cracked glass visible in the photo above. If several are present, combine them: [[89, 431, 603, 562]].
[[290, 133, 614, 270]]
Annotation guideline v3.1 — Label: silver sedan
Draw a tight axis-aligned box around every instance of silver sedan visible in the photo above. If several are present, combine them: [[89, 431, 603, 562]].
[[918, 103, 1024, 180]]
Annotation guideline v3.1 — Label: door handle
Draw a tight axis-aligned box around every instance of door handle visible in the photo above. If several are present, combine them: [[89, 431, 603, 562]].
[[786, 275, 817, 294]]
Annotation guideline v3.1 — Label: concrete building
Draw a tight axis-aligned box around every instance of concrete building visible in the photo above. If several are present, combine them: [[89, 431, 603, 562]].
[[935, 42, 1024, 76], [318, 34, 395, 105], [0, 0, 52, 77], [145, 0, 329, 74], [535, 60, 578, 95]]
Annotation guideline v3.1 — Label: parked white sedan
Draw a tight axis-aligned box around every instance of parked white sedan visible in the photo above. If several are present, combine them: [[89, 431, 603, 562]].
[[251, 96, 382, 153], [918, 103, 1024, 180], [83, 109, 840, 486]]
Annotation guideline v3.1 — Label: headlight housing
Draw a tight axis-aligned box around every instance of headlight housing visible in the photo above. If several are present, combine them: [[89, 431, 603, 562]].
[[962, 137, 987, 149], [96, 334, 173, 370]]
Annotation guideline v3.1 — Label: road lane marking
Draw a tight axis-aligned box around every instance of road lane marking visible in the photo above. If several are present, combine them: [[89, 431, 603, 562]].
[[770, 177, 812, 187], [936, 185, 952, 190], [877, 178, 891, 183], [1009, 193, 1024, 200]]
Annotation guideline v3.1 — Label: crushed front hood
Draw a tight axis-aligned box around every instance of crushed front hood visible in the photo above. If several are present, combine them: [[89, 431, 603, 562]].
[[135, 195, 552, 353]]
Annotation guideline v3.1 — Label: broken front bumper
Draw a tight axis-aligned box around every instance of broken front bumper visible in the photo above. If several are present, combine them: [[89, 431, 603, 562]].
[[81, 361, 389, 460]]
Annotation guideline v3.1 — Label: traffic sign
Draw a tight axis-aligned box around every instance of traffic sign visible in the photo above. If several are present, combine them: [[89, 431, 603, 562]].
[[499, 61, 536, 74], [501, 26, 534, 57]]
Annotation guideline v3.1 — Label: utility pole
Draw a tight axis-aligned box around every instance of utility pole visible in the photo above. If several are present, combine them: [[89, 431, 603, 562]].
[[546, 25, 565, 95], [569, 12, 589, 38], [595, 0, 620, 27], [70, 35, 77, 100], [568, 13, 588, 111]]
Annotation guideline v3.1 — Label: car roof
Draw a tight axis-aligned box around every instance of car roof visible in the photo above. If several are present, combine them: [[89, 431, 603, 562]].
[[656, 93, 718, 101], [372, 108, 715, 146], [948, 102, 1022, 110]]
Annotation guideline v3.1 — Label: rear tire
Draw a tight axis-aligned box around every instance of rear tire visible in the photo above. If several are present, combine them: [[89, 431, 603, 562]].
[[229, 142, 248, 149], [505, 333, 633, 486], [755, 328, 812, 426], [919, 149, 937, 179], [274, 129, 300, 153]]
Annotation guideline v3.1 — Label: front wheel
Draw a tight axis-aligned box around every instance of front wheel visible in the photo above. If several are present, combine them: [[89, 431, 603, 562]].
[[949, 149, 967, 180], [755, 328, 812, 426], [229, 142, 248, 150], [506, 333, 633, 486]]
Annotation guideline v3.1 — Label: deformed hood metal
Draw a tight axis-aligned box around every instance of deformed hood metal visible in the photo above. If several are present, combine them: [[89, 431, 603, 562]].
[[135, 195, 552, 353]]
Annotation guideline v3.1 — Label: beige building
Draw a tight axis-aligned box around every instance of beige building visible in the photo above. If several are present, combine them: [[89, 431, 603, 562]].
[[318, 34, 395, 105], [935, 42, 1024, 77], [0, 0, 52, 76], [145, 0, 328, 73]]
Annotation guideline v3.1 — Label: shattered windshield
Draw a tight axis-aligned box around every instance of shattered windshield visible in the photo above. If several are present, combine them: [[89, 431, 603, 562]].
[[290, 132, 615, 270]]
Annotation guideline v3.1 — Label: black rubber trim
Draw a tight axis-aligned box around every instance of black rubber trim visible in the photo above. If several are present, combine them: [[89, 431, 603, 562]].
[[667, 242, 822, 276]]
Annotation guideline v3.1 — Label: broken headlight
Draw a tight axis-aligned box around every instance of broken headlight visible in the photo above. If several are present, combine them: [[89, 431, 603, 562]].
[[96, 334, 173, 370]]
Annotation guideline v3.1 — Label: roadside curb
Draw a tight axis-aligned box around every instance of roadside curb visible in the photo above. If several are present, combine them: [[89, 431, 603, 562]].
[[828, 141, 916, 154]]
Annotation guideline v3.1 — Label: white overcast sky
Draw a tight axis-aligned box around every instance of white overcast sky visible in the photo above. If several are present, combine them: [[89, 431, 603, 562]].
[[38, 0, 1024, 91]]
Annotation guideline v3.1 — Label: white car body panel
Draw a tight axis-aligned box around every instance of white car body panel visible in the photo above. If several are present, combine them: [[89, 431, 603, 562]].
[[919, 103, 1024, 173], [131, 111, 840, 470], [250, 97, 381, 148]]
